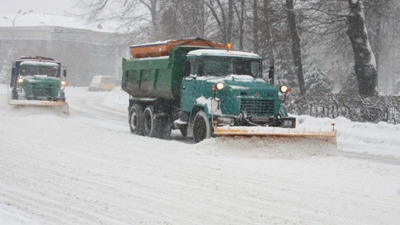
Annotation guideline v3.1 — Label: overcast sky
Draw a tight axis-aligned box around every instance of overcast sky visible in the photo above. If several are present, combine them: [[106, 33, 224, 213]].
[[0, 0, 80, 15]]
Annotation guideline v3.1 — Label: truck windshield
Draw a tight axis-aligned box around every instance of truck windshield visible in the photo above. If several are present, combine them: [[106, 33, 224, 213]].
[[200, 56, 261, 78], [19, 63, 59, 77]]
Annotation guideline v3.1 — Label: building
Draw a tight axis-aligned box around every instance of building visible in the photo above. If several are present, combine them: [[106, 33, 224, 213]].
[[0, 13, 128, 86]]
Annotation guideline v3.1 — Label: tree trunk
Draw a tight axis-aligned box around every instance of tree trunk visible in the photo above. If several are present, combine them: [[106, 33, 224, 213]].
[[239, 0, 245, 50], [199, 1, 206, 37], [140, 0, 160, 41], [204, 0, 228, 43], [346, 0, 378, 97], [233, 0, 245, 50], [228, 0, 233, 43], [372, 13, 382, 71], [285, 0, 306, 95], [264, 0, 275, 84]]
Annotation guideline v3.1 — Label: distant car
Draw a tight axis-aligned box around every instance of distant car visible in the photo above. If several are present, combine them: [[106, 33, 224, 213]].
[[88, 75, 116, 91]]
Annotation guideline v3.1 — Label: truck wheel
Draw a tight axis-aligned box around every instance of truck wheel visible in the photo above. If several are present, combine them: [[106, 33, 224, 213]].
[[129, 104, 144, 135], [143, 105, 160, 137], [193, 110, 211, 143]]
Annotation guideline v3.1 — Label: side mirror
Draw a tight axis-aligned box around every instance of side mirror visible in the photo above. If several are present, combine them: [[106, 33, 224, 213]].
[[268, 66, 274, 86], [63, 69, 67, 77], [268, 66, 274, 79], [11, 68, 16, 87]]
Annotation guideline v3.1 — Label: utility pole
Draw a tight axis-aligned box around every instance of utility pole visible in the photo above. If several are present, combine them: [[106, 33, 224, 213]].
[[3, 10, 33, 59]]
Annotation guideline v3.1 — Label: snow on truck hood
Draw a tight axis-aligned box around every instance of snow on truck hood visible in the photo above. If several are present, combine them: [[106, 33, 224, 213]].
[[192, 75, 271, 91], [21, 75, 59, 82], [194, 75, 265, 84], [20, 61, 59, 67]]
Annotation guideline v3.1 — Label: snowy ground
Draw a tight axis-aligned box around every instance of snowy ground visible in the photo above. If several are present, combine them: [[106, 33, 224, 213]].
[[1, 84, 400, 225]]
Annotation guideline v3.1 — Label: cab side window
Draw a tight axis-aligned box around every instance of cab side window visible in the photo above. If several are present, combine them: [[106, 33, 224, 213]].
[[184, 60, 190, 76], [184, 58, 197, 76], [190, 58, 197, 75]]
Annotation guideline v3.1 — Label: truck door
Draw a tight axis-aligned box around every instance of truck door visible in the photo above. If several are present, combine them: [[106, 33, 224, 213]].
[[180, 58, 203, 112]]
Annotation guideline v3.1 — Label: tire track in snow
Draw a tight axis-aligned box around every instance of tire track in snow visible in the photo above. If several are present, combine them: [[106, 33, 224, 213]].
[[2, 86, 400, 225], [2, 136, 388, 225], [2, 119, 399, 225], [6, 132, 396, 225]]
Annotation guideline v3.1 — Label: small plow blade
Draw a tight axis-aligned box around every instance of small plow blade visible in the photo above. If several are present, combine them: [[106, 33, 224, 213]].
[[8, 99, 70, 115], [214, 125, 337, 145]]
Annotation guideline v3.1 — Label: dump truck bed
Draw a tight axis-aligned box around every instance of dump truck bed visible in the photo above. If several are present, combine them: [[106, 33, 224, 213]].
[[123, 38, 226, 100], [130, 38, 225, 58], [123, 46, 224, 100]]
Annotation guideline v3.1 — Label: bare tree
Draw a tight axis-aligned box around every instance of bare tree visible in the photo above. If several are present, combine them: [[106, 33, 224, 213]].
[[346, 0, 377, 97], [233, 0, 246, 50], [253, 0, 259, 54], [203, 0, 235, 44], [79, 0, 161, 41], [364, 0, 400, 71], [285, 0, 306, 95], [263, 0, 276, 83], [78, 0, 399, 98], [159, 0, 208, 39], [293, 0, 395, 96]]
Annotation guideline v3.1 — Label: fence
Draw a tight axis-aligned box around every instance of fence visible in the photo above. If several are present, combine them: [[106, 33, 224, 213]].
[[286, 94, 400, 124]]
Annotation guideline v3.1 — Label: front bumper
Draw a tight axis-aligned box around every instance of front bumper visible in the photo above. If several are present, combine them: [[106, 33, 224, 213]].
[[214, 113, 296, 128]]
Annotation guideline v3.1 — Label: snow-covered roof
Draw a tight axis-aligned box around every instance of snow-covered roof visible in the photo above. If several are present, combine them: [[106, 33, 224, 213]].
[[20, 61, 59, 67], [187, 49, 261, 58], [130, 40, 171, 48], [0, 12, 118, 33]]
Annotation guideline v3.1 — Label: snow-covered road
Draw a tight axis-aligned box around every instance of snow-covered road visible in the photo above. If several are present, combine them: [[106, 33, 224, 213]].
[[1, 85, 400, 225]]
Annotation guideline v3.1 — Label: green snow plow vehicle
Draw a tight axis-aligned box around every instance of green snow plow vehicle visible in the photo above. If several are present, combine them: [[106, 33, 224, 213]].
[[8, 56, 69, 114], [122, 38, 336, 143]]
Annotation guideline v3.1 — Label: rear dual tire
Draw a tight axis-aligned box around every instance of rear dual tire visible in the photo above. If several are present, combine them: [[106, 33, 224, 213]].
[[143, 105, 160, 137], [144, 105, 172, 139], [129, 104, 209, 142], [130, 104, 171, 139], [129, 104, 144, 135]]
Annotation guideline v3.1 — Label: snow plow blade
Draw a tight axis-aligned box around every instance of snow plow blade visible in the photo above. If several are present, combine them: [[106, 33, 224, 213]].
[[214, 125, 337, 145], [8, 99, 70, 115]]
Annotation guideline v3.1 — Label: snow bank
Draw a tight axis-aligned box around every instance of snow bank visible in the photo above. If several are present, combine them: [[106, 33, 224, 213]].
[[296, 115, 400, 158]]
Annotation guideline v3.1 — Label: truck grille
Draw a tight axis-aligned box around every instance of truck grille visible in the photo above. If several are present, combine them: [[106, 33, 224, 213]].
[[31, 86, 53, 97], [240, 99, 275, 116]]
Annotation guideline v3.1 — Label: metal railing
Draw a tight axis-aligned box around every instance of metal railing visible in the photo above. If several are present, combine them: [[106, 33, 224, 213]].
[[286, 94, 400, 124]]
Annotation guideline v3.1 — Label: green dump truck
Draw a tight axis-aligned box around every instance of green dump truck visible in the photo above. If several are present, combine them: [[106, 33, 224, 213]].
[[8, 56, 69, 114], [121, 38, 327, 143]]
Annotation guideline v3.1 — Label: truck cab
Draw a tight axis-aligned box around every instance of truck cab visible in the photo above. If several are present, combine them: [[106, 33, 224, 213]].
[[10, 56, 67, 101], [178, 49, 294, 141]]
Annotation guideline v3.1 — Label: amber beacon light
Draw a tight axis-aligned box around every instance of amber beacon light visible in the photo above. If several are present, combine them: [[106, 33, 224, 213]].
[[226, 43, 232, 51]]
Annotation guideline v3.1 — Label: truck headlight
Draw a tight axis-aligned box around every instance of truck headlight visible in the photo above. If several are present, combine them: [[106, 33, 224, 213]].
[[17, 77, 24, 84], [279, 85, 290, 94], [61, 80, 67, 86], [211, 82, 224, 91], [216, 82, 224, 90]]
